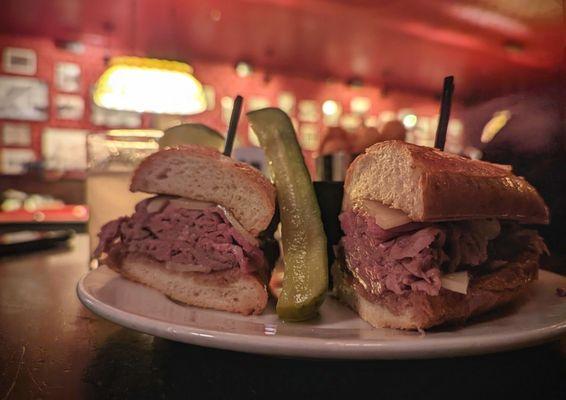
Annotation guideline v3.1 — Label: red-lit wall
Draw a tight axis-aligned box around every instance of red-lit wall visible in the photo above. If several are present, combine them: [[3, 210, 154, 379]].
[[0, 35, 130, 157], [0, 33, 441, 171], [185, 61, 441, 138]]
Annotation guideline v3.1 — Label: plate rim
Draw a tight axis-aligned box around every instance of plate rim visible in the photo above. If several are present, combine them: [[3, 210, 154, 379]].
[[76, 267, 566, 360]]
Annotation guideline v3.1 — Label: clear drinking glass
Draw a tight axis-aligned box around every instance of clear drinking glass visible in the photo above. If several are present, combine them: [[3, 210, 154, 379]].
[[86, 130, 162, 267]]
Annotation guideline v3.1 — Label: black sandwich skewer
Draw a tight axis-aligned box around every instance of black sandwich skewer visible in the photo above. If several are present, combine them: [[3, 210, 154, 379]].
[[434, 76, 454, 151], [223, 95, 243, 156]]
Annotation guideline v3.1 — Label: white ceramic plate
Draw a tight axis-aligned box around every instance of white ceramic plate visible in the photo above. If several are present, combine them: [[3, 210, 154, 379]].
[[77, 266, 566, 359]]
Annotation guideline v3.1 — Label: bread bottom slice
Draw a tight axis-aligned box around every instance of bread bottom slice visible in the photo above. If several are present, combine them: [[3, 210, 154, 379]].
[[107, 255, 268, 315], [331, 256, 538, 330]]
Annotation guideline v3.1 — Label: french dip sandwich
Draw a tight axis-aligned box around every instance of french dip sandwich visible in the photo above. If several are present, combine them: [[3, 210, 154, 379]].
[[333, 140, 549, 330], [93, 145, 276, 315]]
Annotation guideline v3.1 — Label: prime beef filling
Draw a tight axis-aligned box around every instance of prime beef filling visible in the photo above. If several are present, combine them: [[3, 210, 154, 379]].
[[94, 197, 265, 274], [339, 212, 502, 296]]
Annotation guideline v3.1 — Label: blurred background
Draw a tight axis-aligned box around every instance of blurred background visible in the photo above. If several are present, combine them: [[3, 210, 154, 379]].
[[0, 0, 564, 260]]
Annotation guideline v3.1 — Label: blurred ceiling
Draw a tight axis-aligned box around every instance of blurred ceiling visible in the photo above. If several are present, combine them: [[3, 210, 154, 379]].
[[1, 0, 564, 101]]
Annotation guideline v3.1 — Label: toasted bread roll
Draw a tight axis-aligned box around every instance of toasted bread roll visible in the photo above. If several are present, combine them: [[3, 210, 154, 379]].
[[111, 255, 268, 315], [344, 141, 549, 224], [131, 144, 276, 236], [332, 254, 538, 330]]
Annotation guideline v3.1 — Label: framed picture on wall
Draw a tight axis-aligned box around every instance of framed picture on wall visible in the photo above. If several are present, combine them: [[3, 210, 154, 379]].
[[2, 47, 37, 75], [0, 76, 48, 121], [55, 94, 85, 120], [55, 62, 81, 92], [0, 148, 36, 175], [1, 123, 31, 146], [42, 128, 88, 171]]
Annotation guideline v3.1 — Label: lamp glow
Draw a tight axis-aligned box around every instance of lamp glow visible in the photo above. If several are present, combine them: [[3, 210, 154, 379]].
[[235, 61, 253, 77], [93, 57, 207, 115], [481, 110, 511, 143], [322, 100, 339, 116], [402, 114, 418, 129]]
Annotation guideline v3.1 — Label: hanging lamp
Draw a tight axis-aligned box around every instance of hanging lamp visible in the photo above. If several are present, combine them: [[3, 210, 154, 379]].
[[93, 56, 207, 115]]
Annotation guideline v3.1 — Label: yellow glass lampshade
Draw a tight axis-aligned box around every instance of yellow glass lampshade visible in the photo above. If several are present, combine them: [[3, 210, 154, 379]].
[[93, 57, 207, 115]]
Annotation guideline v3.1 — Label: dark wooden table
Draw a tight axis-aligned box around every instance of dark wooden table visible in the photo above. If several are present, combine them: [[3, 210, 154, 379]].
[[1, 235, 565, 399]]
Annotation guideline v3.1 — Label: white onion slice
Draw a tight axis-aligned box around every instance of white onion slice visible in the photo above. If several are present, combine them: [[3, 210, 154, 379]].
[[169, 197, 216, 210], [217, 205, 259, 246], [441, 271, 469, 294], [146, 196, 215, 213]]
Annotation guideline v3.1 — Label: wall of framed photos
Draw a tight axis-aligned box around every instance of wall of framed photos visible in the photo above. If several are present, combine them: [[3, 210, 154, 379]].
[[0, 34, 146, 176], [0, 33, 446, 177]]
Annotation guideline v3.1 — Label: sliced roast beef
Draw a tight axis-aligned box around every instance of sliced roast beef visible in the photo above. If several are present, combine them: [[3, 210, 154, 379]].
[[340, 212, 446, 296], [94, 197, 264, 274], [339, 212, 506, 296]]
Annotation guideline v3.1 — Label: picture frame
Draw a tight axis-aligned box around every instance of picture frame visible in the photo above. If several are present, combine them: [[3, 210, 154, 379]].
[[55, 62, 81, 92], [2, 47, 37, 75], [42, 128, 88, 171], [55, 94, 85, 120], [0, 76, 49, 121], [0, 148, 36, 175], [1, 123, 31, 146]]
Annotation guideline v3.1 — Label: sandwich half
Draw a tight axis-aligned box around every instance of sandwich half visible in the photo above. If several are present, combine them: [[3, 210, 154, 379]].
[[93, 145, 276, 315], [333, 140, 549, 330]]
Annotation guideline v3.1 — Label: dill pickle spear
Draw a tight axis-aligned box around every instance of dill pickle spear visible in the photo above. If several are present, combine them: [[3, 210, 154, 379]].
[[248, 108, 328, 321]]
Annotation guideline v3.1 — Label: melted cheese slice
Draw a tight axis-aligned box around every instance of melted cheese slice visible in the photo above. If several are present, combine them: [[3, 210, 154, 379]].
[[440, 271, 469, 294], [356, 199, 412, 230]]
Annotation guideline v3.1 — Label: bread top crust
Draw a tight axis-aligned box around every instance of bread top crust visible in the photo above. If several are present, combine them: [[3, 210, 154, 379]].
[[131, 144, 275, 195], [344, 140, 549, 224], [396, 141, 512, 177], [130, 144, 276, 235]]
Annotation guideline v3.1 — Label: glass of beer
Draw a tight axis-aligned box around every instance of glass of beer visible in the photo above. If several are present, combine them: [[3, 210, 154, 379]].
[[86, 130, 162, 267]]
